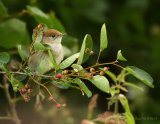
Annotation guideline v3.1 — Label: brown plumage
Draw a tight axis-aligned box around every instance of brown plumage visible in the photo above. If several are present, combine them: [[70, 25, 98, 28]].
[[44, 29, 62, 37]]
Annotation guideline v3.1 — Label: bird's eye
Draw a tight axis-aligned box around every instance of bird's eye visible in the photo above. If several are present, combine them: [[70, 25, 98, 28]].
[[52, 35, 56, 38]]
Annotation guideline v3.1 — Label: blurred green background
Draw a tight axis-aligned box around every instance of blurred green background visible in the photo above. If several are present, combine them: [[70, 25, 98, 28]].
[[0, 0, 160, 124]]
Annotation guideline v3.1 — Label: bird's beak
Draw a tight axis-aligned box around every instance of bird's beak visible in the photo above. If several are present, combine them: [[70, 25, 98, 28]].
[[61, 33, 67, 37]]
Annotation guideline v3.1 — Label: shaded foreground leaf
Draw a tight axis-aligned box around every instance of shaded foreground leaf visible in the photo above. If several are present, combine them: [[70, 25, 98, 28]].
[[89, 75, 110, 93], [74, 78, 92, 98], [125, 66, 154, 88]]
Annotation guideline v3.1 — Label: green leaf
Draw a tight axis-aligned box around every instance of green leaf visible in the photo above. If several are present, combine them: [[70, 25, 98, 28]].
[[117, 50, 127, 61], [0, 52, 10, 64], [118, 94, 135, 124], [62, 36, 79, 54], [32, 26, 46, 51], [125, 66, 154, 88], [17, 45, 29, 61], [0, 1, 8, 18], [51, 80, 69, 89], [124, 82, 144, 91], [10, 75, 24, 92], [49, 11, 65, 32], [77, 34, 93, 65], [27, 6, 52, 27], [59, 53, 80, 69], [104, 70, 117, 83], [48, 49, 59, 70], [74, 78, 92, 98], [0, 18, 30, 48], [89, 75, 110, 93], [71, 64, 83, 71], [100, 23, 108, 51]]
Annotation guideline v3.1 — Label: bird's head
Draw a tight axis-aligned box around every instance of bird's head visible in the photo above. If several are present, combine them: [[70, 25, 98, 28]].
[[42, 29, 64, 45]]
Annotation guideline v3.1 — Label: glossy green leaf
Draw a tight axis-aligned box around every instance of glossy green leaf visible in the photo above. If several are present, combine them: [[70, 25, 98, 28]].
[[0, 18, 30, 48], [10, 75, 24, 92], [27, 6, 52, 27], [17, 45, 29, 61], [0, 52, 10, 64], [48, 49, 59, 70], [118, 94, 135, 124], [59, 53, 80, 69], [117, 50, 127, 61], [124, 82, 144, 91], [32, 26, 46, 51], [0, 1, 8, 18], [89, 75, 110, 93], [49, 11, 65, 32], [100, 23, 108, 51], [71, 64, 83, 71], [74, 78, 92, 97], [63, 46, 72, 57], [62, 36, 79, 54], [77, 34, 93, 64], [51, 81, 69, 89], [125, 66, 154, 88], [104, 70, 117, 83]]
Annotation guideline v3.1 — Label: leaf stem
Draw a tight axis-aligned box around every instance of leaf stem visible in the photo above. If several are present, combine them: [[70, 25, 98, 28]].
[[96, 51, 101, 64]]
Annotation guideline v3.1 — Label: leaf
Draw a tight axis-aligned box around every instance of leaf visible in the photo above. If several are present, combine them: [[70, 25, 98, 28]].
[[32, 26, 46, 51], [0, 52, 10, 64], [100, 23, 108, 51], [48, 49, 59, 70], [49, 11, 66, 32], [27, 6, 52, 27], [51, 80, 69, 89], [62, 36, 79, 54], [117, 50, 127, 61], [74, 78, 92, 98], [124, 82, 144, 91], [104, 70, 117, 83], [17, 45, 29, 61], [10, 75, 24, 92], [0, 18, 30, 48], [89, 75, 110, 93], [63, 46, 72, 57], [77, 34, 93, 65], [59, 53, 80, 69], [71, 64, 83, 71], [0, 1, 8, 18], [125, 66, 154, 88]]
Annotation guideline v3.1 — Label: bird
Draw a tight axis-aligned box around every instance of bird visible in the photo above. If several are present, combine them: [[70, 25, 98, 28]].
[[28, 29, 64, 75]]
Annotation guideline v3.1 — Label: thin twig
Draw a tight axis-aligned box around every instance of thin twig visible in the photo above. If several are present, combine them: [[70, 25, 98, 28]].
[[0, 116, 14, 120], [3, 75, 21, 124]]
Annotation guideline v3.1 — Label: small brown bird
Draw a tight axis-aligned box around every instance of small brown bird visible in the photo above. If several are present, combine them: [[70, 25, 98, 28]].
[[28, 29, 64, 74]]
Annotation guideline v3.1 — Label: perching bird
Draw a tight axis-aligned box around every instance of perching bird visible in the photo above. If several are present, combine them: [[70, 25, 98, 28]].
[[28, 29, 64, 74]]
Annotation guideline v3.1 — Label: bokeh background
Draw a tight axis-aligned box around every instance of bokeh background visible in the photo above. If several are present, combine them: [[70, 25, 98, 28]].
[[0, 0, 160, 124]]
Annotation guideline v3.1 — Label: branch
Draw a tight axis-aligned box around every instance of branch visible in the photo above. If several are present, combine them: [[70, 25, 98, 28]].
[[2, 75, 21, 124]]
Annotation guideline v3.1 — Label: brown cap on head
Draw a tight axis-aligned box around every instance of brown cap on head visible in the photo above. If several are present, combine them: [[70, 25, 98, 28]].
[[43, 29, 62, 37]]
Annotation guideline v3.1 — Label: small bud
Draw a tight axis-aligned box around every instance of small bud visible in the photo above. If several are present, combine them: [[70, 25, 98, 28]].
[[19, 88, 27, 94], [56, 103, 62, 109], [27, 89, 32, 94], [103, 67, 109, 71], [56, 73, 63, 79], [85, 48, 90, 53], [89, 51, 94, 55], [62, 70, 68, 75], [100, 71, 104, 76], [25, 84, 29, 89], [90, 68, 95, 73], [89, 73, 93, 78]]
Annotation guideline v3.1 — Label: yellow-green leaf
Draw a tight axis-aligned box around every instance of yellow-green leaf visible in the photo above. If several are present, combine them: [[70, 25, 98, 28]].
[[100, 23, 108, 51]]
